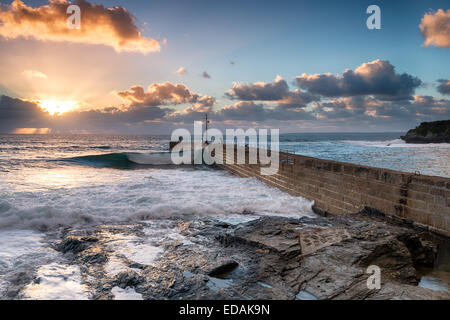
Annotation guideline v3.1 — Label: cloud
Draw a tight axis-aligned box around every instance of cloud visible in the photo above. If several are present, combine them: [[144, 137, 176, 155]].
[[166, 104, 210, 123], [419, 9, 450, 48], [22, 70, 48, 79], [226, 76, 318, 108], [174, 67, 187, 75], [167, 86, 316, 123], [13, 128, 52, 134], [276, 90, 320, 109], [312, 95, 450, 121], [0, 0, 161, 54], [295, 60, 422, 100], [437, 79, 450, 95], [2, 91, 449, 134], [217, 101, 314, 121], [202, 71, 211, 79], [0, 95, 50, 133], [0, 94, 172, 133], [63, 105, 169, 125], [115, 82, 216, 110], [167, 99, 316, 123], [226, 75, 288, 101]]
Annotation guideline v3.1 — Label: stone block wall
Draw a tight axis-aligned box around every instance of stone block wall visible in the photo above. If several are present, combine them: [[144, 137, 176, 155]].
[[218, 146, 450, 237]]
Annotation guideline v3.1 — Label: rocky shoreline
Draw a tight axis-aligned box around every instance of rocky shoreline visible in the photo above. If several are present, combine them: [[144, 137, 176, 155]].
[[401, 120, 450, 143], [6, 212, 449, 300]]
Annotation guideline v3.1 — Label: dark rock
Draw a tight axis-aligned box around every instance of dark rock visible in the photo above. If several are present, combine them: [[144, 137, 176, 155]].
[[4, 272, 37, 299], [214, 222, 231, 228], [208, 261, 239, 278], [401, 120, 450, 143], [57, 235, 98, 254], [41, 216, 449, 300], [114, 271, 145, 289], [218, 217, 302, 259], [357, 238, 418, 284], [81, 249, 108, 264], [129, 263, 146, 270], [398, 234, 438, 267]]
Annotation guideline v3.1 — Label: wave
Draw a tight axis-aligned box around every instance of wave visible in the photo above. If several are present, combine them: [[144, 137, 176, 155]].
[[63, 152, 174, 169], [341, 139, 450, 148], [0, 170, 315, 231]]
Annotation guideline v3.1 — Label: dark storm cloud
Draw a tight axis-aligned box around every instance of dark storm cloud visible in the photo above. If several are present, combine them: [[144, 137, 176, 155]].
[[0, 94, 172, 133], [0, 95, 50, 133], [1, 81, 218, 133], [217, 101, 315, 121], [226, 76, 289, 101], [437, 79, 450, 95], [295, 60, 422, 100], [61, 105, 170, 125], [226, 76, 319, 109], [313, 95, 450, 121], [277, 90, 320, 109], [168, 98, 315, 124]]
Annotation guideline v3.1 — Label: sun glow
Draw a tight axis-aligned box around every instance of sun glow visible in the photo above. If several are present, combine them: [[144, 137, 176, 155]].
[[39, 99, 78, 115]]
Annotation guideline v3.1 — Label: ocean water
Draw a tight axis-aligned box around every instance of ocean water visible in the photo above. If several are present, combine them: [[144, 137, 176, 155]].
[[277, 132, 450, 177], [0, 133, 449, 299]]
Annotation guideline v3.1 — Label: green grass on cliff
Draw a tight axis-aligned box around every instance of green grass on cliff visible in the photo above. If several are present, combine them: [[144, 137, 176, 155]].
[[413, 120, 450, 137]]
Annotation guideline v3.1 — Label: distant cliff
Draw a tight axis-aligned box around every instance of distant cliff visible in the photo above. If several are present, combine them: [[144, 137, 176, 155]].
[[401, 120, 450, 143]]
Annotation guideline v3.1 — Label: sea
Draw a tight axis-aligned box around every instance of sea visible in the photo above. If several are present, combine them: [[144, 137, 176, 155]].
[[0, 132, 449, 299]]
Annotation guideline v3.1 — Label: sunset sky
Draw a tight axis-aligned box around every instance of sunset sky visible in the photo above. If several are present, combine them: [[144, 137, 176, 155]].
[[0, 0, 449, 134]]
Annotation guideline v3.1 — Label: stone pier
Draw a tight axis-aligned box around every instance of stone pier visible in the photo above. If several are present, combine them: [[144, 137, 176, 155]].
[[217, 145, 450, 237]]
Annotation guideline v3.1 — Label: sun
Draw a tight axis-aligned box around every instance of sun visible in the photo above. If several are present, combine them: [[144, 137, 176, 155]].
[[39, 99, 78, 115]]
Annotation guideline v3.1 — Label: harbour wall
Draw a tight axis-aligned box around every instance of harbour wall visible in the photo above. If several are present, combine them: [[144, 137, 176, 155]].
[[218, 146, 450, 237]]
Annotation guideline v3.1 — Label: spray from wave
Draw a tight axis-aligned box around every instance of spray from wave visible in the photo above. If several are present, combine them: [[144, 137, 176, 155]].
[[0, 167, 315, 230], [341, 139, 450, 148], [62, 152, 175, 169]]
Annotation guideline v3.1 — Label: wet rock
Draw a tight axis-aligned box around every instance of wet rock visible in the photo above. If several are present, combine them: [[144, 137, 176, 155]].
[[46, 216, 449, 300], [279, 214, 447, 299], [214, 222, 231, 229], [208, 261, 239, 278], [357, 238, 418, 284], [80, 248, 108, 264], [398, 234, 438, 267], [218, 217, 302, 259], [57, 235, 98, 254], [4, 272, 36, 299], [129, 263, 146, 270], [114, 271, 145, 289]]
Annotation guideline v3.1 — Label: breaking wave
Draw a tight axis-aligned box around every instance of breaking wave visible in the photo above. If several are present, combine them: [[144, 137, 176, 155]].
[[0, 168, 315, 230], [341, 139, 450, 148], [63, 152, 174, 168]]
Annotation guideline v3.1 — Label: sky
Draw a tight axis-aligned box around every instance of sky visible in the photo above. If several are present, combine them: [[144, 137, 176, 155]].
[[0, 0, 449, 134]]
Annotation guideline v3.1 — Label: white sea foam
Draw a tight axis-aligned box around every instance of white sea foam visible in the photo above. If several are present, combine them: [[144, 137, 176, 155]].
[[111, 286, 143, 300], [0, 167, 315, 230], [341, 139, 450, 148], [105, 255, 132, 277], [105, 232, 164, 266], [0, 230, 92, 299], [22, 263, 89, 300], [0, 230, 57, 296]]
